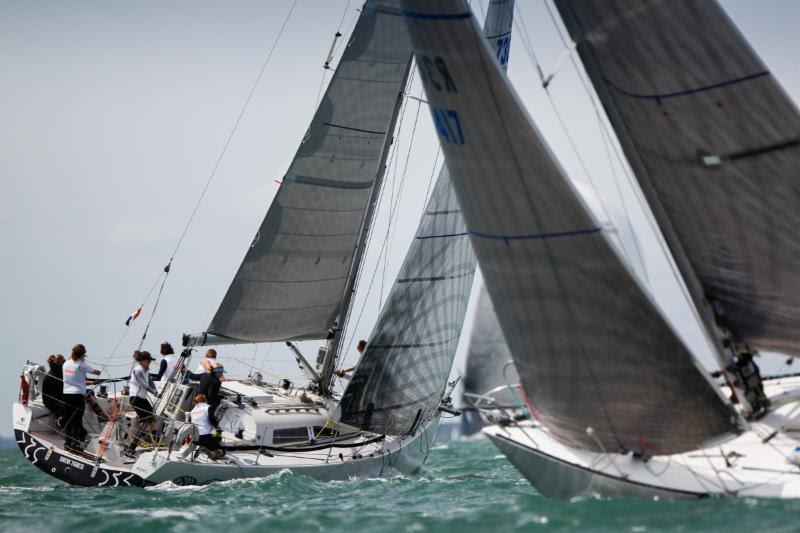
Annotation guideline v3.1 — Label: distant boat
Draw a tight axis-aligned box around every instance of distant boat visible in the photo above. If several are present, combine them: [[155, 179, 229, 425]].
[[13, 0, 512, 487], [404, 0, 800, 499], [460, 283, 522, 436]]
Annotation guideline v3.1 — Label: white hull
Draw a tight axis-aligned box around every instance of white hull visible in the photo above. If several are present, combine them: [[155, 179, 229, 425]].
[[485, 376, 800, 500], [133, 418, 439, 485], [13, 371, 443, 487]]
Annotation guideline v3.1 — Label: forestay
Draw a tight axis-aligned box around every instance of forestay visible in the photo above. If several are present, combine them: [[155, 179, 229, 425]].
[[462, 284, 519, 408], [555, 0, 800, 356], [207, 0, 413, 343], [402, 0, 740, 454], [338, 0, 515, 435]]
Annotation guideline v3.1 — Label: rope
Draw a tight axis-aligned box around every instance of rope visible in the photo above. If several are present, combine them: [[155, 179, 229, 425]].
[[104, 0, 300, 369], [335, 67, 420, 372]]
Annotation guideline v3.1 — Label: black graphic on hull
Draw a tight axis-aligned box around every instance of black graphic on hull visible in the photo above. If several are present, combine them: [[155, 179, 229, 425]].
[[15, 430, 147, 487]]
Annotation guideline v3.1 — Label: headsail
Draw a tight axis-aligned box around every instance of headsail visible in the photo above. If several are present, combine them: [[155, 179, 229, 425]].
[[206, 1, 413, 343], [554, 0, 800, 356], [337, 0, 515, 436], [462, 283, 519, 408], [402, 0, 740, 454]]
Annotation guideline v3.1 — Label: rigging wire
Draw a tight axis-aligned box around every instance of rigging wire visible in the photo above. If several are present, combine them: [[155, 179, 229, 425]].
[[111, 0, 299, 362], [336, 66, 419, 363]]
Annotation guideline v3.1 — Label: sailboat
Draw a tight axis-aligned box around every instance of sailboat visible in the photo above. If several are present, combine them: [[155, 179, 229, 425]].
[[403, 0, 800, 499], [459, 283, 522, 436], [13, 0, 513, 487]]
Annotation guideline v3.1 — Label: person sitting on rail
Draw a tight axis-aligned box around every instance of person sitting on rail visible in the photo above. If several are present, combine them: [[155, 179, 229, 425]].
[[334, 339, 367, 378], [155, 341, 180, 381], [129, 351, 158, 447], [62, 344, 101, 451], [190, 393, 225, 460], [42, 354, 65, 427]]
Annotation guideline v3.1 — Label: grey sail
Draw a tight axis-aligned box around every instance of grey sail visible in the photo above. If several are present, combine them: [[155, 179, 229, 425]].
[[461, 0, 518, 411], [462, 283, 519, 408], [337, 0, 515, 435], [402, 0, 740, 454], [554, 0, 800, 356], [207, 0, 413, 343]]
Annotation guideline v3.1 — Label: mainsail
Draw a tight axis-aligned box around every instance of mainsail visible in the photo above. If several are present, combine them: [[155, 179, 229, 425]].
[[402, 0, 740, 454], [554, 0, 800, 356], [462, 283, 519, 408], [338, 0, 515, 435], [206, 1, 413, 343]]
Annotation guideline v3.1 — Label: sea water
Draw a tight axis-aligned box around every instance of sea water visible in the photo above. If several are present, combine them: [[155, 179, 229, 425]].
[[0, 438, 798, 532]]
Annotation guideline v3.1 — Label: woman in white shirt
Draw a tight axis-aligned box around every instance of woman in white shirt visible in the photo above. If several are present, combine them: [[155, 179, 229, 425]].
[[129, 351, 158, 435], [156, 342, 180, 381], [194, 348, 219, 375], [189, 393, 224, 460], [62, 344, 101, 451]]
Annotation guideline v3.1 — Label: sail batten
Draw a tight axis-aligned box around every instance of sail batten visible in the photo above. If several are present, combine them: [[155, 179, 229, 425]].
[[554, 0, 800, 356], [401, 0, 740, 454], [206, 0, 414, 344]]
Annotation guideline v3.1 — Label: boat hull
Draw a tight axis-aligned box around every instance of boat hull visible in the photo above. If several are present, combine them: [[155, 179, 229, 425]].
[[135, 415, 440, 485], [15, 429, 146, 487], [485, 429, 705, 500], [13, 400, 440, 487]]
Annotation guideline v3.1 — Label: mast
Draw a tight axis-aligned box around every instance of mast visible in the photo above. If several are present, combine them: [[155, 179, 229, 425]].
[[321, 59, 413, 395], [336, 0, 516, 435]]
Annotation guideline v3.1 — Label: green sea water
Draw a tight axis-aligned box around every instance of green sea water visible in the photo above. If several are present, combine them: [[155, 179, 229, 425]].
[[1, 438, 798, 532]]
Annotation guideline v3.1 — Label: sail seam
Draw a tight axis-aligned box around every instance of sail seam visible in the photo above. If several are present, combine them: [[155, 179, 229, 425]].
[[401, 10, 471, 20], [322, 122, 387, 135], [603, 71, 770, 103], [468, 227, 601, 241]]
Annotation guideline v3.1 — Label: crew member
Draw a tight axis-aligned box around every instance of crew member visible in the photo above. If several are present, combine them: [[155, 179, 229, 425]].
[[194, 348, 219, 374], [62, 344, 101, 451], [129, 351, 158, 444], [199, 363, 224, 413], [155, 342, 180, 381], [190, 393, 224, 460], [42, 354, 65, 426], [334, 339, 367, 378]]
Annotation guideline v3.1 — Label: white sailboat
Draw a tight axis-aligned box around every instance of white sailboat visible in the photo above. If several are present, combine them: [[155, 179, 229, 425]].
[[403, 0, 800, 499], [12, 0, 514, 487]]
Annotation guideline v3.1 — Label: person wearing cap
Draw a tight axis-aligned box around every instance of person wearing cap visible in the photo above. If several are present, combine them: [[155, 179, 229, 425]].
[[334, 339, 367, 378], [129, 351, 158, 447], [62, 344, 101, 451], [198, 363, 224, 413], [155, 342, 181, 381], [189, 393, 224, 460]]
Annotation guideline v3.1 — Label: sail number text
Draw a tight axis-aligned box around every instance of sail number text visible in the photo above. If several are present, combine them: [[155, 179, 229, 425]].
[[417, 54, 464, 145]]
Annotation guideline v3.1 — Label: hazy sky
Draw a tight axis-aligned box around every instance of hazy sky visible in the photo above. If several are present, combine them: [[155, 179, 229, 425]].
[[1, 1, 798, 436]]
